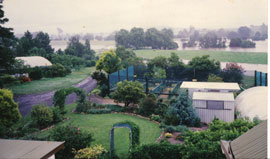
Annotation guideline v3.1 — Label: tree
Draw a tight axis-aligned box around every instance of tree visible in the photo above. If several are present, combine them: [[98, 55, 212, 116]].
[[115, 46, 136, 61], [199, 32, 226, 48], [165, 90, 200, 126], [16, 30, 34, 56], [188, 55, 220, 81], [0, 5, 16, 70], [112, 80, 145, 107], [229, 38, 242, 47], [33, 31, 54, 54], [115, 29, 130, 48], [65, 35, 85, 57], [95, 50, 122, 74], [227, 31, 240, 39], [148, 56, 168, 69], [0, 89, 21, 128], [238, 26, 251, 40], [129, 27, 145, 49], [220, 63, 244, 84]]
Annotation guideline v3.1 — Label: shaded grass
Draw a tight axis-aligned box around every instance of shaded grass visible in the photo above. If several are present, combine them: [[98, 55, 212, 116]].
[[135, 50, 268, 64], [7, 67, 95, 95], [37, 104, 161, 157]]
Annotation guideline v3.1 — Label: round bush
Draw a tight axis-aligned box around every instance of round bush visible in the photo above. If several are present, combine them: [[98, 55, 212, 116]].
[[31, 105, 53, 129], [45, 63, 67, 77], [29, 67, 43, 80]]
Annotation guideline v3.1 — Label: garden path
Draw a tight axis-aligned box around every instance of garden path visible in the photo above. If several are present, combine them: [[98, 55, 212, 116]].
[[14, 77, 97, 116]]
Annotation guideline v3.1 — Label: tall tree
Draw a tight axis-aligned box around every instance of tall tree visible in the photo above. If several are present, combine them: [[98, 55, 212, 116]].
[[238, 26, 251, 40], [0, 5, 16, 69], [95, 50, 122, 74], [33, 31, 54, 53], [16, 30, 34, 56], [129, 27, 145, 49]]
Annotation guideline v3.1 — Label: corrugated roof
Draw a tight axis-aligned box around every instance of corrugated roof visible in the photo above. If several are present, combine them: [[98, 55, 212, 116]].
[[16, 56, 52, 67], [180, 82, 240, 90], [231, 120, 267, 159], [193, 92, 235, 101], [0, 139, 64, 159]]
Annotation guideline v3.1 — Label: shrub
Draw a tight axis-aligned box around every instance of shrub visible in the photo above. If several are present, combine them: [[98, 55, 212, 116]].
[[87, 109, 111, 114], [76, 102, 92, 113], [45, 63, 68, 77], [91, 70, 108, 85], [165, 133, 172, 138], [220, 63, 244, 84], [128, 143, 182, 159], [49, 125, 93, 159], [74, 144, 108, 159], [164, 125, 189, 133], [29, 67, 43, 80], [207, 74, 223, 82], [31, 105, 53, 129], [19, 76, 31, 83], [112, 80, 145, 107], [165, 91, 201, 127], [85, 60, 96, 67], [52, 107, 64, 123], [0, 89, 21, 128], [150, 114, 161, 122], [139, 94, 157, 116], [179, 118, 257, 159], [0, 74, 17, 84]]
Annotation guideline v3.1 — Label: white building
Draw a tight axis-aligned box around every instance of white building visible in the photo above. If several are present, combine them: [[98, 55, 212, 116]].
[[16, 56, 52, 68], [193, 92, 235, 123], [180, 81, 240, 123]]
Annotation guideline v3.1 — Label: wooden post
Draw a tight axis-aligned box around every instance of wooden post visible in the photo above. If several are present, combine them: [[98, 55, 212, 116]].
[[265, 73, 268, 86]]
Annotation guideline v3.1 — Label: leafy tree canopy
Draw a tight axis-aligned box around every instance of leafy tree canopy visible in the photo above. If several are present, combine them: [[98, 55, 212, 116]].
[[95, 50, 122, 74]]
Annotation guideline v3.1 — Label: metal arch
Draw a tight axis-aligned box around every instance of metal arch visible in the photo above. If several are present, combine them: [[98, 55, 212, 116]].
[[110, 123, 132, 156]]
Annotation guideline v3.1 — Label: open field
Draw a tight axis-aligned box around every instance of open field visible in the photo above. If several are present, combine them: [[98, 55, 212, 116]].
[[135, 50, 268, 64], [37, 104, 161, 157], [7, 67, 95, 95]]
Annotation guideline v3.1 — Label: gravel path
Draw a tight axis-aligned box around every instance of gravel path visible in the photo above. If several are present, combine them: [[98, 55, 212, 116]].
[[14, 77, 97, 116]]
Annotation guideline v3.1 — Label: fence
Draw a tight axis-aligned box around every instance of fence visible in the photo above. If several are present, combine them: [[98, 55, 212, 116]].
[[254, 70, 268, 86], [109, 66, 134, 88]]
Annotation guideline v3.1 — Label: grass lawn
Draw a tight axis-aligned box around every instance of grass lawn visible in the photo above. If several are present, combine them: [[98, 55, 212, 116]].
[[7, 67, 95, 95], [135, 50, 268, 64], [37, 104, 161, 157]]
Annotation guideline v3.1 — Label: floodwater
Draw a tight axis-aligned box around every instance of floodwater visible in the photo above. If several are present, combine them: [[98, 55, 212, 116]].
[[51, 39, 268, 53]]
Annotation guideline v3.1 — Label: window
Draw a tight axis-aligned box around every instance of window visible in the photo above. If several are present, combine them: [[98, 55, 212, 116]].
[[207, 101, 224, 110]]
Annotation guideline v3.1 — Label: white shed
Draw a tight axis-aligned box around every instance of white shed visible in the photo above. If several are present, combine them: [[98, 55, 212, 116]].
[[180, 82, 240, 97], [193, 92, 235, 123]]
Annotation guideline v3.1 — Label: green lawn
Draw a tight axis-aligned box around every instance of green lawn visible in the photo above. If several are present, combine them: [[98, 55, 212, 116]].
[[135, 50, 268, 64], [37, 104, 161, 157], [7, 67, 95, 95]]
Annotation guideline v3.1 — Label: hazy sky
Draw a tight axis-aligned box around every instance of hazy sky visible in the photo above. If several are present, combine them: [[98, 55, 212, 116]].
[[2, 0, 268, 34]]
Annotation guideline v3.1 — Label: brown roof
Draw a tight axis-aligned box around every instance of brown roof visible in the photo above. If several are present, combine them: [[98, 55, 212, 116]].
[[0, 139, 64, 159], [221, 120, 267, 159]]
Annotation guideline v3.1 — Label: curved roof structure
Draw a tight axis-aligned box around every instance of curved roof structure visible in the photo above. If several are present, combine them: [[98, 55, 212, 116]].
[[235, 86, 267, 120], [16, 56, 52, 67]]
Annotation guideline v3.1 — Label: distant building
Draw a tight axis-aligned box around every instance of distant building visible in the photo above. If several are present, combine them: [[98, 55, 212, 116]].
[[0, 139, 64, 159], [180, 82, 240, 123], [221, 120, 267, 159], [16, 56, 52, 68]]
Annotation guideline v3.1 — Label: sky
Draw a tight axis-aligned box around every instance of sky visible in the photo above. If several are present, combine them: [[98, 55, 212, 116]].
[[2, 0, 268, 34]]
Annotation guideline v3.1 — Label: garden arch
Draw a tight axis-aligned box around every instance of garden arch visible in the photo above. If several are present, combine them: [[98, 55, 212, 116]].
[[53, 87, 86, 111], [110, 121, 140, 156]]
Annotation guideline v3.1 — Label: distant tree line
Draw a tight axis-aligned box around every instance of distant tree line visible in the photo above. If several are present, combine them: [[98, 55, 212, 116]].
[[177, 24, 267, 49], [115, 27, 178, 50]]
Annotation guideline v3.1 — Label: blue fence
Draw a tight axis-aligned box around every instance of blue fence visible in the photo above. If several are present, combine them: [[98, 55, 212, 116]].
[[109, 66, 134, 88], [255, 71, 268, 86]]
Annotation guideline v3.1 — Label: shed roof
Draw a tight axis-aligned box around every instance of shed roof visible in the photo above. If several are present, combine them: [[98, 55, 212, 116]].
[[193, 92, 235, 101], [0, 139, 64, 159], [180, 82, 240, 91], [16, 56, 52, 67], [221, 120, 267, 159]]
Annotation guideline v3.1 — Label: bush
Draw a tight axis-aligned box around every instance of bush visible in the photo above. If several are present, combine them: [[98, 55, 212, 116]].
[[19, 76, 31, 83], [52, 107, 64, 123], [91, 70, 108, 85], [179, 118, 257, 159], [220, 63, 244, 84], [150, 114, 161, 122], [0, 89, 21, 128], [49, 125, 93, 159], [0, 74, 17, 84], [85, 60, 96, 67], [87, 109, 111, 114], [74, 144, 108, 159], [164, 125, 189, 133], [31, 105, 53, 129], [165, 91, 201, 127], [29, 67, 43, 80], [139, 94, 157, 116], [76, 102, 92, 113], [165, 133, 172, 138], [128, 143, 182, 159], [45, 63, 68, 77]]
